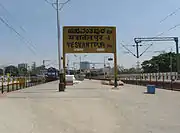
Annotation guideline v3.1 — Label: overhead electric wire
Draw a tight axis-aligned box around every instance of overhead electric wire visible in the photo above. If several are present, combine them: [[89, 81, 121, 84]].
[[143, 21, 180, 53], [0, 2, 37, 52], [167, 23, 180, 32], [0, 2, 26, 33], [156, 23, 180, 37], [139, 44, 153, 57], [160, 7, 180, 23], [157, 6, 180, 38], [0, 16, 36, 54], [121, 5, 180, 60], [44, 0, 56, 9], [121, 43, 136, 57], [59, 0, 71, 5], [124, 6, 180, 45], [46, 60, 58, 67], [44, 0, 71, 10]]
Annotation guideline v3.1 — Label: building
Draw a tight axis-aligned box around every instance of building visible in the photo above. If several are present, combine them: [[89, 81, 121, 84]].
[[80, 61, 90, 70], [31, 62, 36, 70], [18, 63, 28, 69]]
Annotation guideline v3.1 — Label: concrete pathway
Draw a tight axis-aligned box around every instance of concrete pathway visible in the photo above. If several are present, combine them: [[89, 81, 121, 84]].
[[0, 80, 180, 133]]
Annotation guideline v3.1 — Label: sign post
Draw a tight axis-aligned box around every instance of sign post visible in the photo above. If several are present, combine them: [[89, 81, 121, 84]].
[[112, 28, 118, 87], [63, 45, 66, 88], [63, 26, 117, 88]]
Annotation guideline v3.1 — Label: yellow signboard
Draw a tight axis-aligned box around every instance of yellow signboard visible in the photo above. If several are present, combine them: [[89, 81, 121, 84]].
[[63, 26, 116, 53]]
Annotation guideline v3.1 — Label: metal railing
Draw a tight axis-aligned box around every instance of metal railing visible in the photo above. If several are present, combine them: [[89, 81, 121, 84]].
[[0, 76, 46, 94], [119, 73, 180, 91]]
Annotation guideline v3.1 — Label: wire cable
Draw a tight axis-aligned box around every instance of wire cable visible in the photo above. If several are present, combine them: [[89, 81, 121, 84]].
[[121, 43, 136, 57], [156, 23, 180, 37], [0, 16, 36, 54], [139, 44, 153, 57], [44, 0, 71, 10], [0, 2, 26, 32], [121, 6, 180, 60], [0, 2, 37, 51], [160, 7, 180, 23]]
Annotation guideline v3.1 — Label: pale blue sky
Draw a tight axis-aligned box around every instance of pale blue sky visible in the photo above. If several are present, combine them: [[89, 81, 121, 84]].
[[0, 0, 180, 69]]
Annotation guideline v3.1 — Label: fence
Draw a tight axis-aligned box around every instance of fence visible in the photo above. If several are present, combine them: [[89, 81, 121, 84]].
[[86, 72, 180, 90], [0, 76, 46, 94], [119, 72, 180, 91]]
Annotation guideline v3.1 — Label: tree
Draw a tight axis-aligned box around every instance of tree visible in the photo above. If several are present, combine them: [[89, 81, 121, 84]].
[[118, 65, 139, 74], [110, 66, 120, 74], [141, 52, 177, 73], [30, 65, 46, 76], [128, 67, 137, 73], [0, 68, 3, 75], [18, 67, 28, 76], [118, 66, 125, 73], [5, 65, 19, 76]]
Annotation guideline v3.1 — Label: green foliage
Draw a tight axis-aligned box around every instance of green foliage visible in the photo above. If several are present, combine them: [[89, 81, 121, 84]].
[[18, 67, 28, 76], [0, 68, 3, 75], [119, 67, 137, 74], [141, 52, 177, 73], [5, 65, 19, 76], [30, 65, 45, 75]]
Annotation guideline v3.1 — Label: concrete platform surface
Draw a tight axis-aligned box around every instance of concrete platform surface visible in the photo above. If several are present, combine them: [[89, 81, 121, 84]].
[[0, 80, 180, 133]]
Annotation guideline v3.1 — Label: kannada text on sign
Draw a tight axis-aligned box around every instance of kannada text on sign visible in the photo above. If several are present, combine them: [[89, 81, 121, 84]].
[[63, 26, 116, 53]]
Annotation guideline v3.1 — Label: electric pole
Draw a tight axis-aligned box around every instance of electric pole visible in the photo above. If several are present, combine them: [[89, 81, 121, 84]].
[[121, 42, 151, 60], [135, 42, 140, 58], [43, 60, 51, 67], [170, 48, 173, 80], [79, 56, 82, 74], [134, 37, 179, 79], [74, 54, 87, 74], [45, 0, 70, 91], [136, 60, 140, 73], [56, 0, 61, 72], [67, 55, 70, 75], [55, 0, 64, 91], [104, 56, 109, 78]]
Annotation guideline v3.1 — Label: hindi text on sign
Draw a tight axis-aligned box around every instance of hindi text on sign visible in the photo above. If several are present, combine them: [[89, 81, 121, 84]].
[[63, 26, 116, 53]]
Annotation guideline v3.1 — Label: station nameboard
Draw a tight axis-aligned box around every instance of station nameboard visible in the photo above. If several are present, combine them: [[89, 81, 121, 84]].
[[63, 26, 116, 53]]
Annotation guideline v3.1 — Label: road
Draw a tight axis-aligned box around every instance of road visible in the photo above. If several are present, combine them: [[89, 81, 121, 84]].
[[0, 80, 180, 133]]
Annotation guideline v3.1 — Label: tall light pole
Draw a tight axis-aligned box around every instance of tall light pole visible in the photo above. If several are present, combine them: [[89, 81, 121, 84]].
[[170, 48, 173, 81], [28, 65, 31, 82], [104, 56, 109, 78], [56, 1, 63, 91], [45, 0, 70, 91], [67, 55, 70, 75], [79, 56, 82, 73], [74, 54, 87, 73]]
